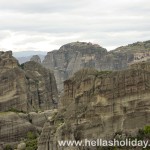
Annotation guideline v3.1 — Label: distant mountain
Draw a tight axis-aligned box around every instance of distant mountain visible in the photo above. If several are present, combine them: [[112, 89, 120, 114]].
[[13, 51, 47, 57], [12, 51, 47, 64]]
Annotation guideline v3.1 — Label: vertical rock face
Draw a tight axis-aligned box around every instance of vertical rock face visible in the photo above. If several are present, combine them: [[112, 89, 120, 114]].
[[41, 42, 129, 92], [22, 61, 58, 111], [42, 42, 108, 91], [0, 112, 36, 143], [0, 51, 59, 148], [0, 110, 56, 148], [38, 64, 150, 150], [42, 40, 150, 92], [30, 55, 41, 63], [0, 51, 28, 112], [0, 51, 58, 112], [0, 51, 18, 68]]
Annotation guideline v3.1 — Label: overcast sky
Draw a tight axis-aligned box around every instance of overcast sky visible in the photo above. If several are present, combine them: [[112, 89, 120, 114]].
[[0, 0, 150, 52]]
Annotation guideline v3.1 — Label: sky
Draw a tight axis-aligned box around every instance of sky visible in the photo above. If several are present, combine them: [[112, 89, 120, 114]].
[[0, 0, 150, 52]]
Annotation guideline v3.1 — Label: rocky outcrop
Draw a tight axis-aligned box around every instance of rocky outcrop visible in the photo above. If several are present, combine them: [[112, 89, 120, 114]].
[[42, 41, 150, 92], [0, 51, 28, 112], [22, 61, 58, 111], [113, 40, 150, 64], [38, 63, 150, 149], [0, 51, 59, 148], [42, 42, 127, 91], [0, 110, 56, 149], [114, 40, 150, 53], [42, 42, 108, 91], [0, 51, 58, 112], [130, 60, 150, 71], [30, 55, 41, 63], [0, 51, 18, 69], [1, 40, 150, 149], [13, 51, 46, 64], [0, 112, 35, 143]]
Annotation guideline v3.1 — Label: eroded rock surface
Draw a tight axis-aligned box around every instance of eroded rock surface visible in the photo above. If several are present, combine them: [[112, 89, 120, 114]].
[[0, 51, 58, 112], [42, 42, 108, 91], [0, 51, 59, 148], [0, 110, 56, 149], [0, 112, 35, 143], [22, 61, 58, 111], [38, 62, 150, 150], [42, 41, 150, 92]]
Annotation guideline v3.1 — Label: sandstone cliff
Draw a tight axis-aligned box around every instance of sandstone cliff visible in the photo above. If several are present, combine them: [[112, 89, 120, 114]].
[[0, 110, 57, 149], [113, 40, 150, 65], [0, 51, 59, 149], [0, 51, 28, 112], [22, 61, 58, 111], [0, 51, 58, 112], [42, 41, 150, 92], [38, 62, 150, 150], [1, 40, 150, 150], [42, 42, 111, 91]]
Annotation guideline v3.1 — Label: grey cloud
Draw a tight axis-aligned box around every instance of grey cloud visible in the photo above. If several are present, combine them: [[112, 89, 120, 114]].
[[49, 30, 150, 50], [0, 12, 149, 34], [15, 37, 49, 45], [0, 0, 149, 51], [116, 0, 150, 15], [0, 0, 86, 13], [1, 0, 149, 16]]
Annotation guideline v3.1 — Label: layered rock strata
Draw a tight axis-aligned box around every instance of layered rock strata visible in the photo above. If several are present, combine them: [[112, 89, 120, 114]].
[[0, 51, 58, 112], [42, 42, 108, 91], [0, 110, 56, 149], [38, 62, 150, 150], [42, 41, 150, 91]]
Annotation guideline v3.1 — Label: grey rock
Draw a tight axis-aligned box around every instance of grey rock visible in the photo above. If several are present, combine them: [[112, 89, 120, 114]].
[[0, 112, 35, 143], [0, 52, 58, 112], [38, 62, 150, 149], [42, 42, 108, 92], [30, 55, 41, 63], [42, 41, 150, 92]]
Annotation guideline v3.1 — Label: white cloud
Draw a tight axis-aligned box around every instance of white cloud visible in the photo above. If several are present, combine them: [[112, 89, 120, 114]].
[[0, 31, 12, 40], [0, 0, 149, 51]]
